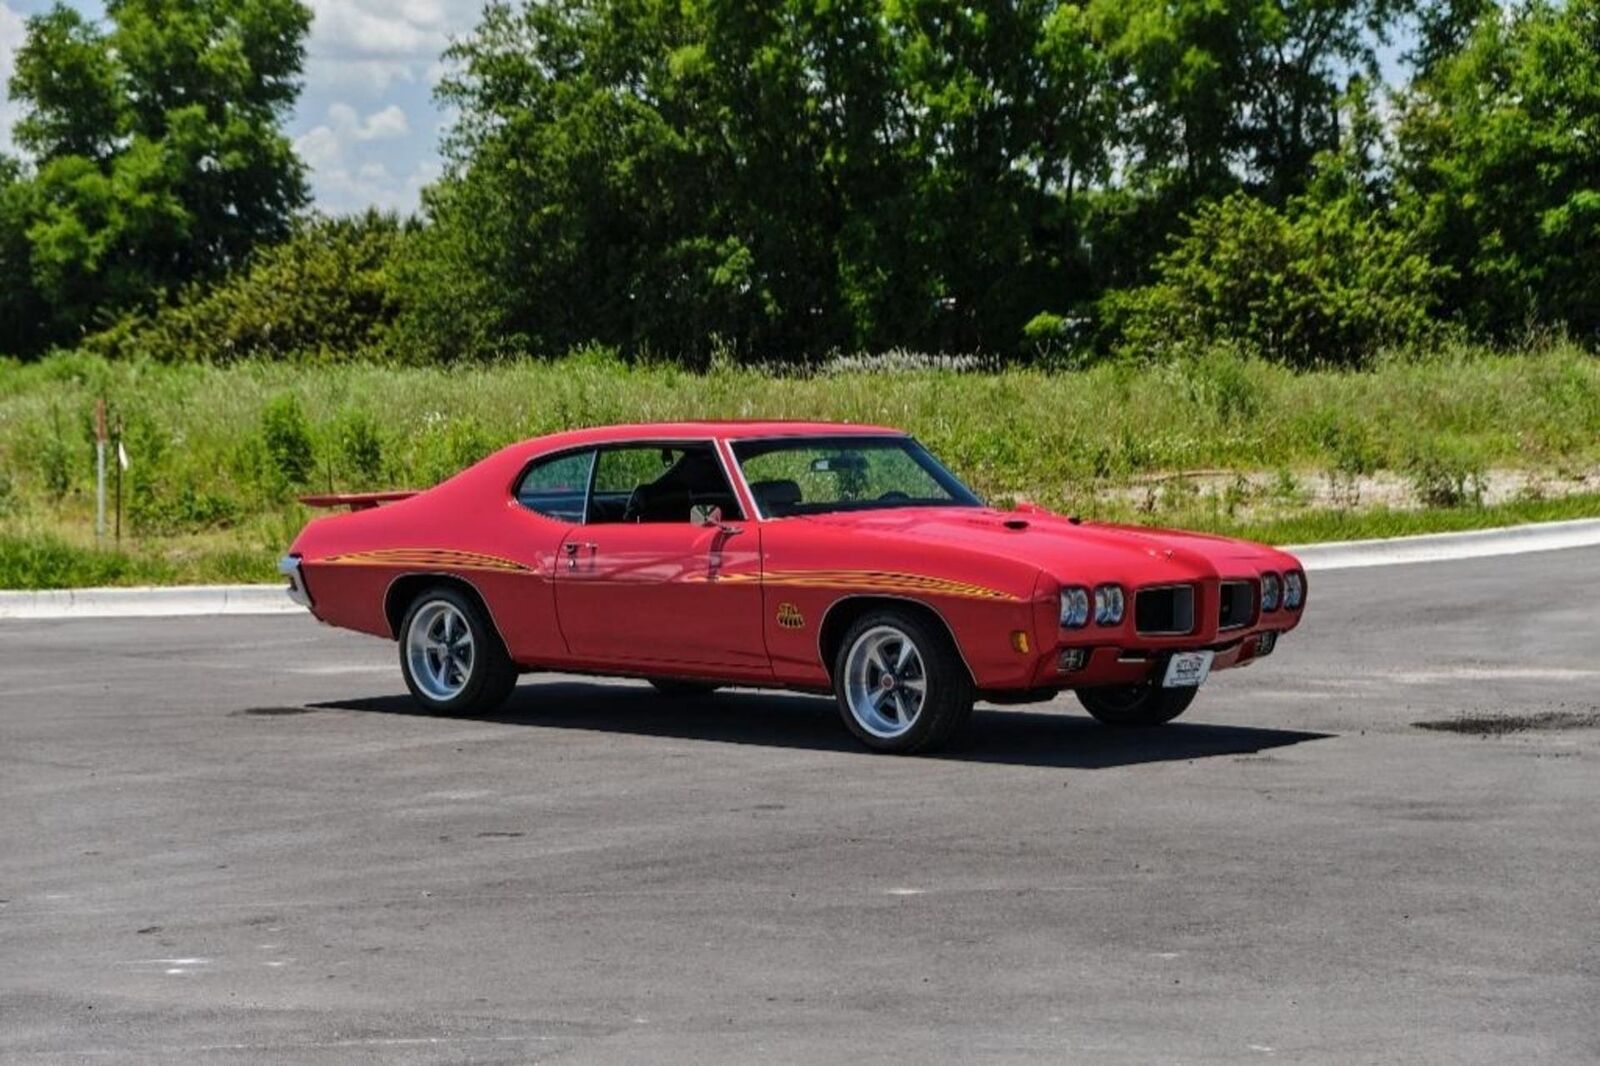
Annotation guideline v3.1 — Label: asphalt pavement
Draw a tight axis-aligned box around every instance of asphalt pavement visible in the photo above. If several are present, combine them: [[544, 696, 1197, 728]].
[[3, 549, 1598, 1064]]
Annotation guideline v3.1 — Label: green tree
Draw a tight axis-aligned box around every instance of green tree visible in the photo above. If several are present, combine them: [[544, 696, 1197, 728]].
[[1395, 0, 1600, 340], [2, 0, 311, 355], [1090, 0, 1404, 203], [1104, 187, 1445, 366], [400, 0, 1130, 362]]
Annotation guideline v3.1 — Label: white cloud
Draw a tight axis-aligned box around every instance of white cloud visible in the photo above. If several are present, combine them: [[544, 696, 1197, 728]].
[[293, 124, 342, 170], [305, 55, 420, 96], [296, 103, 430, 212], [359, 104, 410, 141], [306, 155, 442, 214], [289, 0, 481, 210], [305, 0, 458, 61], [321, 102, 410, 142], [0, 2, 27, 156]]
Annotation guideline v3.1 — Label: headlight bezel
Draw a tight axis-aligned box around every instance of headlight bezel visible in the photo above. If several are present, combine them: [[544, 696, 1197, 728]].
[[1260, 571, 1282, 612], [1092, 583, 1125, 626], [1059, 585, 1090, 628], [1283, 569, 1304, 610]]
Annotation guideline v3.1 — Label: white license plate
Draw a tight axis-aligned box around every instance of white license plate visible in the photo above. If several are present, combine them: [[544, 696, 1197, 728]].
[[1162, 650, 1215, 688]]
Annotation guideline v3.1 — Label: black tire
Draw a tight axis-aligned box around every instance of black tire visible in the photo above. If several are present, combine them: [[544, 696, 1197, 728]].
[[398, 585, 518, 715], [832, 608, 974, 754], [648, 678, 722, 698], [1076, 682, 1197, 727]]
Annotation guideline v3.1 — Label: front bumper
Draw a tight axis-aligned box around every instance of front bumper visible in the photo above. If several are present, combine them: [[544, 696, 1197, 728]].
[[1048, 630, 1282, 687]]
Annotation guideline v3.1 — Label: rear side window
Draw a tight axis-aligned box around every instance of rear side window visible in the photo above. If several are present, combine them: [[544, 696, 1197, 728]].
[[515, 450, 594, 522]]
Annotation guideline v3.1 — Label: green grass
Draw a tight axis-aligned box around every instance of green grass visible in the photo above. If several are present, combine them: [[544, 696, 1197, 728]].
[[1217, 492, 1600, 546], [1, 343, 1597, 588], [0, 532, 273, 590]]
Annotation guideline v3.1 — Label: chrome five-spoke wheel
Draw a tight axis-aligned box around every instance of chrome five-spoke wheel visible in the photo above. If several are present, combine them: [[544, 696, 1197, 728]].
[[398, 585, 518, 715], [832, 608, 974, 754], [406, 600, 475, 701], [843, 625, 928, 739]]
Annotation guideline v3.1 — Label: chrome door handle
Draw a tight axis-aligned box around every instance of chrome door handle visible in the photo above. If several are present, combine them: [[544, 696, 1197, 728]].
[[564, 542, 597, 570]]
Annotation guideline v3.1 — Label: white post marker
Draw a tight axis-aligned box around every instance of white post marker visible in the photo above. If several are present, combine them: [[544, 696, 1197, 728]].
[[94, 398, 107, 539]]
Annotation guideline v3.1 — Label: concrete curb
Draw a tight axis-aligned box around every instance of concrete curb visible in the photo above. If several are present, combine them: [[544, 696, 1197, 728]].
[[0, 584, 302, 620], [1287, 517, 1600, 572], [4, 517, 1600, 619]]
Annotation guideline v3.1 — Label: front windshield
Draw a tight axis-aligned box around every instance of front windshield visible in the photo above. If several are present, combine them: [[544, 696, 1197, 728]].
[[731, 436, 982, 517]]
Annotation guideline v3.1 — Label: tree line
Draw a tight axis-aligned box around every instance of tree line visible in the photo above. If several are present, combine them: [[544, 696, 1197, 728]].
[[3, 0, 1598, 367]]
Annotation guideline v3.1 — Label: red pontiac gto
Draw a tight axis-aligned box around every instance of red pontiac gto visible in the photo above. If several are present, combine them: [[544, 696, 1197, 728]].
[[281, 421, 1306, 753]]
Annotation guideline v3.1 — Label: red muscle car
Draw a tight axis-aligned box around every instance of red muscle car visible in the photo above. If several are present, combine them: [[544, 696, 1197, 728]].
[[281, 421, 1305, 753]]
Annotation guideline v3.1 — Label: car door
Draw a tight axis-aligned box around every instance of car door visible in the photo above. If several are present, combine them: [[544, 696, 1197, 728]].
[[553, 441, 769, 673]]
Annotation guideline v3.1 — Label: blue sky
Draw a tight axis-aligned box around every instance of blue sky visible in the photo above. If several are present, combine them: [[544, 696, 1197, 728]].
[[0, 0, 485, 214]]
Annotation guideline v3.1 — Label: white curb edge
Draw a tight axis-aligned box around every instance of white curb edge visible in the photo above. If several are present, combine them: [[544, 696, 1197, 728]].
[[1287, 516, 1600, 572], [0, 584, 304, 620], [3, 517, 1599, 619]]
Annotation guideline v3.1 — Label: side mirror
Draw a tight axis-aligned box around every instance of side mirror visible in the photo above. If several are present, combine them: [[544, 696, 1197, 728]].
[[691, 504, 723, 528]]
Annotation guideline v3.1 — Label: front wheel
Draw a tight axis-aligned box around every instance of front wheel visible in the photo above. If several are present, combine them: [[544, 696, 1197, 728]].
[[399, 586, 518, 715], [1076, 683, 1197, 727], [833, 609, 974, 754]]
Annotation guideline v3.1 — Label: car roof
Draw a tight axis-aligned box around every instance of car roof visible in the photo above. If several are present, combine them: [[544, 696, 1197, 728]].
[[526, 421, 906, 448]]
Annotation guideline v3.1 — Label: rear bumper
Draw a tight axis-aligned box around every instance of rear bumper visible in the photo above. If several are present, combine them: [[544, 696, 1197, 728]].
[[278, 554, 312, 608]]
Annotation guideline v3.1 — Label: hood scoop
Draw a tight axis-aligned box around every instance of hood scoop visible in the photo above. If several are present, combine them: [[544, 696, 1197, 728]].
[[1002, 518, 1029, 531]]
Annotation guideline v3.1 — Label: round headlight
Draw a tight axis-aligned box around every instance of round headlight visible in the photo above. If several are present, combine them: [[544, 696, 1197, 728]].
[[1283, 570, 1304, 610], [1260, 572, 1282, 612], [1060, 586, 1090, 628], [1093, 584, 1124, 626]]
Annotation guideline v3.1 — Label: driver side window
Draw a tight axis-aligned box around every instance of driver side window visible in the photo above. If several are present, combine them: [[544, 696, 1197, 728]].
[[588, 443, 744, 524]]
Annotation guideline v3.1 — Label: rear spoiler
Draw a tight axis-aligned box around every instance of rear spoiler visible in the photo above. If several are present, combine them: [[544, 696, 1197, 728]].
[[298, 490, 420, 511]]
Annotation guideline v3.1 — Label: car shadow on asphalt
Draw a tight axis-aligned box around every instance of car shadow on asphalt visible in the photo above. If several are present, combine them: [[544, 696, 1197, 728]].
[[312, 682, 1331, 769]]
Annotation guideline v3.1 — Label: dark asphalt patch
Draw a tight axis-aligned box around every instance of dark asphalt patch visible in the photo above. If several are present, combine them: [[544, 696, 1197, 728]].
[[1414, 710, 1600, 735]]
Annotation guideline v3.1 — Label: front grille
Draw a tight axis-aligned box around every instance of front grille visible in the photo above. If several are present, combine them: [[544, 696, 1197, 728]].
[[1134, 585, 1196, 635], [1218, 580, 1255, 631]]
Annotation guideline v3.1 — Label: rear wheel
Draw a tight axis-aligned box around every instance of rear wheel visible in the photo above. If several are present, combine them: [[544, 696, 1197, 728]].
[[648, 678, 721, 698], [399, 586, 517, 715], [833, 609, 973, 754], [1076, 683, 1196, 727]]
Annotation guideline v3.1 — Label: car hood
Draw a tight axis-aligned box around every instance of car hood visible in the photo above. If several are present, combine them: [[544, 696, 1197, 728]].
[[795, 507, 1299, 585]]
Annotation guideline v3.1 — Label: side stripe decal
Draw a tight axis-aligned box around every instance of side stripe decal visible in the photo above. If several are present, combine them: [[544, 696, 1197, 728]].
[[319, 552, 1016, 601], [710, 569, 1019, 602], [320, 548, 533, 574]]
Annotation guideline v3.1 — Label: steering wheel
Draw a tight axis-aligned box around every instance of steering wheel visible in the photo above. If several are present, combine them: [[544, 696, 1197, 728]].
[[877, 490, 911, 503], [622, 487, 647, 523]]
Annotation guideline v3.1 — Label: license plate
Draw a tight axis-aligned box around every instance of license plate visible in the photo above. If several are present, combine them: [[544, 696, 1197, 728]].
[[1162, 650, 1214, 688]]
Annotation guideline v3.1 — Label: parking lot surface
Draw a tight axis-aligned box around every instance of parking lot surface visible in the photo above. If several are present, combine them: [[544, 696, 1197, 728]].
[[3, 549, 1598, 1063]]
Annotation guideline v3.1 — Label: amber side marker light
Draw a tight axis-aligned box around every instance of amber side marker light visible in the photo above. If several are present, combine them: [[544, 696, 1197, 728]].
[[1010, 631, 1031, 654]]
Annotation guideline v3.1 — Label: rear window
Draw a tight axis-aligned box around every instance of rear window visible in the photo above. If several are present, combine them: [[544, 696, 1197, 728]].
[[515, 450, 594, 522]]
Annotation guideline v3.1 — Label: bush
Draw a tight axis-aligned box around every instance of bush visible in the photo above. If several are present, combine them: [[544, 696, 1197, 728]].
[[1105, 192, 1447, 367], [85, 213, 407, 364], [334, 408, 385, 487], [1406, 436, 1486, 508], [260, 394, 316, 490], [39, 405, 73, 500]]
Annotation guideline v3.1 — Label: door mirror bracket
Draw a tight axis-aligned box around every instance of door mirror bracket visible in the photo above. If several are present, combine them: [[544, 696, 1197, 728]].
[[691, 504, 741, 536]]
